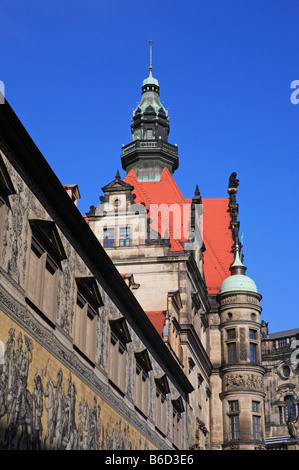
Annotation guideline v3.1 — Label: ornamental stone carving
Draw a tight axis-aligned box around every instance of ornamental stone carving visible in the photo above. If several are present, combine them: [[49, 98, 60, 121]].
[[225, 373, 263, 391]]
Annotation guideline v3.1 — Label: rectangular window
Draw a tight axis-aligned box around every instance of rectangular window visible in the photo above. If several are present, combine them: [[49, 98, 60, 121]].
[[228, 342, 237, 363], [228, 400, 240, 440], [172, 408, 182, 449], [252, 401, 259, 413], [146, 129, 153, 140], [103, 227, 114, 248], [227, 328, 236, 340], [135, 364, 148, 416], [229, 400, 239, 412], [229, 415, 240, 439], [119, 226, 130, 247], [73, 293, 97, 362], [109, 332, 126, 393], [73, 278, 102, 363], [253, 415, 261, 440], [249, 329, 257, 340], [27, 237, 58, 324], [250, 342, 257, 362], [155, 387, 167, 435]]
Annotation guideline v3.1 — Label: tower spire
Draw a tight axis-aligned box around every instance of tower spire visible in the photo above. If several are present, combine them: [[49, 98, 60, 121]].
[[230, 240, 247, 276], [149, 40, 153, 77]]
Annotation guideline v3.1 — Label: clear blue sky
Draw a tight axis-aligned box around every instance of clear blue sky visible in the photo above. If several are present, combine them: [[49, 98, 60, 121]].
[[1, 0, 298, 334]]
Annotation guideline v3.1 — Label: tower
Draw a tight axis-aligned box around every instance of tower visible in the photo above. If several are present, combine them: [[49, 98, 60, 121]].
[[121, 41, 178, 181], [216, 244, 266, 450]]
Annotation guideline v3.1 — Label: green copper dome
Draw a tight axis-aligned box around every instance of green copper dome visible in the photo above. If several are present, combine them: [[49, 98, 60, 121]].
[[220, 274, 258, 294]]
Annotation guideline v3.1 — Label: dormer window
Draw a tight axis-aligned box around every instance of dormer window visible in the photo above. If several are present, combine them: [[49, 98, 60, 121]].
[[73, 277, 103, 363], [26, 220, 66, 326]]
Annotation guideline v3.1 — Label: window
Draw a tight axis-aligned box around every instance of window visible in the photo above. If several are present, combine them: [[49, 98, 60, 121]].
[[155, 374, 170, 435], [103, 227, 114, 248], [226, 328, 237, 364], [73, 277, 103, 363], [228, 401, 239, 440], [134, 349, 152, 416], [249, 329, 257, 340], [229, 415, 240, 440], [172, 396, 184, 449], [250, 342, 257, 362], [228, 342, 237, 363], [227, 328, 236, 340], [252, 401, 259, 413], [284, 395, 296, 423], [109, 317, 131, 393], [252, 401, 261, 440], [119, 226, 130, 247], [253, 415, 261, 440], [27, 220, 66, 325], [145, 129, 153, 140], [229, 400, 239, 412]]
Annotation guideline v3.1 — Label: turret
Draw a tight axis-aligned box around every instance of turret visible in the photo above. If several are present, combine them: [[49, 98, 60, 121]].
[[217, 243, 266, 450]]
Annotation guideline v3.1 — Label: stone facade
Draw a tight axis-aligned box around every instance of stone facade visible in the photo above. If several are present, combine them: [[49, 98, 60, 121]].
[[262, 328, 299, 449], [0, 102, 192, 450]]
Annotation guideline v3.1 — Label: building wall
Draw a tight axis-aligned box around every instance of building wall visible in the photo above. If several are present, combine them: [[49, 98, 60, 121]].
[[0, 121, 191, 450], [88, 179, 211, 449], [262, 329, 299, 448]]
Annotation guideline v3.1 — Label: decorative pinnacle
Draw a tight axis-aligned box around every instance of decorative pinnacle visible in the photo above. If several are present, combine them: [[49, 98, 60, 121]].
[[230, 240, 247, 275], [149, 40, 153, 77]]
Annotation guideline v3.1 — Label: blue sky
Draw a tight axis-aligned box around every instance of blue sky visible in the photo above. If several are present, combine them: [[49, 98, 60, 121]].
[[1, 0, 298, 333]]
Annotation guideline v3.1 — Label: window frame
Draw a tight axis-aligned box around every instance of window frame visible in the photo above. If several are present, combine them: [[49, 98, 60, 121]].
[[108, 317, 131, 394], [119, 226, 131, 247], [228, 400, 240, 440], [172, 396, 184, 450], [155, 374, 170, 436], [103, 227, 115, 248], [73, 277, 103, 364], [26, 232, 60, 325], [134, 349, 152, 417]]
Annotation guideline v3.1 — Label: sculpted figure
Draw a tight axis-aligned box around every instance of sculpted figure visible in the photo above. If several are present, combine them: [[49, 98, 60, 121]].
[[287, 415, 299, 439]]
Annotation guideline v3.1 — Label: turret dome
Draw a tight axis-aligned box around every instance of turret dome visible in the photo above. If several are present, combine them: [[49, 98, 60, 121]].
[[220, 242, 258, 294], [220, 274, 258, 294]]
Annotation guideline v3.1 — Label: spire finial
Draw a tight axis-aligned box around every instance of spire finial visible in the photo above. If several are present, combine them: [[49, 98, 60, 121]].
[[230, 239, 247, 275], [149, 40, 153, 77]]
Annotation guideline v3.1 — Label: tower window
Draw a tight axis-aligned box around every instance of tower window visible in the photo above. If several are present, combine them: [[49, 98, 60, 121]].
[[145, 129, 154, 140], [253, 415, 261, 440], [228, 342, 237, 363], [284, 395, 297, 423], [250, 342, 257, 362], [228, 401, 240, 440], [227, 328, 236, 340], [252, 401, 259, 413], [229, 400, 239, 412], [249, 329, 257, 340]]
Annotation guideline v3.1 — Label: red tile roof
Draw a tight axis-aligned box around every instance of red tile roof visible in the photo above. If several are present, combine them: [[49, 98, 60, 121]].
[[145, 311, 166, 337], [124, 168, 234, 295], [202, 198, 234, 294]]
